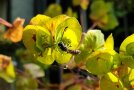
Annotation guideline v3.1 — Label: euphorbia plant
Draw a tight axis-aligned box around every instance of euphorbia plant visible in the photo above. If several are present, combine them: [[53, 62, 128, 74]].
[[23, 14, 82, 64], [22, 14, 134, 90]]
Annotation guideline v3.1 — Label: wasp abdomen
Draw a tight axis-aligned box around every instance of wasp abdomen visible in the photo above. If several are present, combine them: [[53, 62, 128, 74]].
[[58, 42, 81, 55], [67, 49, 81, 55]]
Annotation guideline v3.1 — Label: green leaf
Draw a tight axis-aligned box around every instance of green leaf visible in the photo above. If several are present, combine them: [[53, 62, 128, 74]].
[[101, 13, 119, 30], [16, 76, 38, 90], [120, 34, 134, 54], [0, 63, 15, 83], [121, 55, 134, 69], [128, 68, 134, 87], [86, 50, 113, 75], [55, 17, 82, 46], [23, 14, 82, 65], [104, 33, 114, 50], [37, 48, 55, 65], [53, 49, 72, 64], [90, 0, 108, 21], [44, 4, 62, 17], [30, 14, 51, 26], [23, 25, 41, 56], [0, 55, 15, 83], [84, 30, 105, 51], [119, 68, 134, 88], [66, 7, 78, 18], [80, 0, 89, 10], [36, 26, 52, 52], [74, 30, 104, 64], [90, 1, 118, 30], [100, 72, 124, 90], [66, 7, 73, 17], [54, 17, 82, 64], [112, 52, 121, 69], [97, 15, 109, 28], [15, 49, 36, 63], [126, 42, 134, 57], [119, 34, 134, 69], [44, 15, 69, 36], [24, 63, 45, 78], [74, 45, 92, 64]]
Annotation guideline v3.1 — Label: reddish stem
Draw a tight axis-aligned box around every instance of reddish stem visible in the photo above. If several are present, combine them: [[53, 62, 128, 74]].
[[0, 18, 13, 28]]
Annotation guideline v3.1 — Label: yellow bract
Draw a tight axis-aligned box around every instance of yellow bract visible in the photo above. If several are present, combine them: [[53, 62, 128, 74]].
[[104, 33, 114, 50], [0, 54, 15, 83], [23, 14, 82, 65], [120, 34, 134, 53], [30, 14, 51, 26]]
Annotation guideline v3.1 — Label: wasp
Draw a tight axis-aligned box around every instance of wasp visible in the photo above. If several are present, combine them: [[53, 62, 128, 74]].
[[58, 26, 81, 55], [58, 41, 81, 55]]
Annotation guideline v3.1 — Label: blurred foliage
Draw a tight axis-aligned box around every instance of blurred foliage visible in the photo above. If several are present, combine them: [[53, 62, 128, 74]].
[[16, 75, 38, 90], [23, 63, 45, 78], [100, 72, 124, 90], [0, 29, 11, 45], [44, 3, 78, 18], [66, 7, 78, 18], [0, 54, 15, 83], [44, 4, 62, 17], [72, 0, 89, 10], [15, 48, 36, 64], [89, 0, 118, 30]]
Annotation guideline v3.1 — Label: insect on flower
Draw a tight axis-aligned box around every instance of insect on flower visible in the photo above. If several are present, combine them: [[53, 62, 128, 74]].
[[58, 27, 81, 55]]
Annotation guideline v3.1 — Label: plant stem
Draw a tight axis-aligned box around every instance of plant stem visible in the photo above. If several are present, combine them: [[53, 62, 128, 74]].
[[48, 61, 62, 90], [80, 8, 88, 32], [89, 22, 98, 30], [0, 18, 12, 28]]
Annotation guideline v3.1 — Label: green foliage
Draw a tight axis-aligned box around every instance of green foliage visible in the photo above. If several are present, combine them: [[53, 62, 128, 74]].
[[121, 56, 134, 69], [44, 4, 78, 18], [66, 7, 78, 18], [16, 75, 38, 90], [128, 68, 134, 87], [75, 30, 104, 64], [72, 0, 89, 10], [1, 0, 134, 89], [23, 14, 82, 65], [0, 55, 15, 83], [100, 72, 124, 90], [44, 4, 62, 17], [120, 34, 134, 54], [74, 30, 134, 89], [15, 48, 36, 63], [126, 42, 134, 57], [86, 50, 113, 75], [90, 0, 119, 30], [83, 30, 105, 51], [119, 34, 134, 69], [104, 33, 114, 50]]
